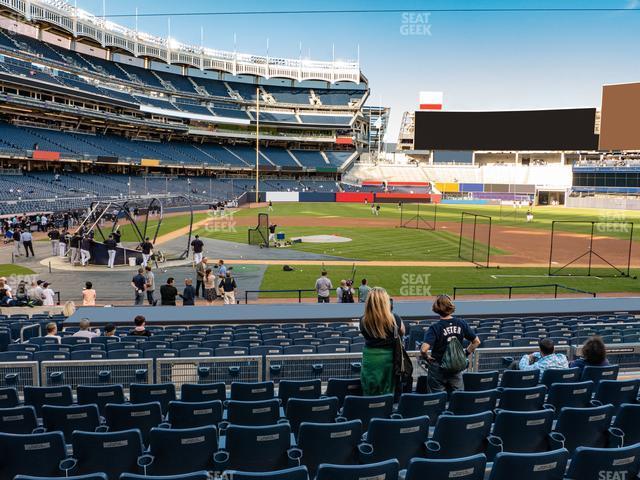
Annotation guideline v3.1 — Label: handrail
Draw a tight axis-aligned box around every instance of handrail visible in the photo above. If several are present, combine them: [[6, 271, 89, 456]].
[[452, 284, 597, 300]]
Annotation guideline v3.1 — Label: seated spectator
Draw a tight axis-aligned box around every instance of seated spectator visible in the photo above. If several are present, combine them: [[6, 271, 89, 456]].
[[570, 336, 609, 371], [129, 315, 152, 337], [73, 318, 99, 338], [0, 288, 16, 307], [516, 338, 568, 373], [82, 281, 96, 306], [103, 324, 116, 337], [45, 322, 61, 343]]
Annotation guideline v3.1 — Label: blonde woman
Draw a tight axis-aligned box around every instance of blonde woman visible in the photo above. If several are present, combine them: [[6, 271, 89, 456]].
[[62, 300, 76, 318], [359, 287, 404, 395]]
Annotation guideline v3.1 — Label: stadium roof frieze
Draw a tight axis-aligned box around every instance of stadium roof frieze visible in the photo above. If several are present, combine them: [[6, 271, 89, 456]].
[[3, 0, 363, 84]]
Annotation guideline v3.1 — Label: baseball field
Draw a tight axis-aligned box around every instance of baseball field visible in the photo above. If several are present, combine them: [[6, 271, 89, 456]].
[[184, 202, 640, 299]]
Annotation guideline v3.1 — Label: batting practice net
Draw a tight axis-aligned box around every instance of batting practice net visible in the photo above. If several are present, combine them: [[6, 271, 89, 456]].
[[248, 213, 270, 247], [399, 202, 437, 231], [458, 212, 493, 268], [548, 220, 634, 277]]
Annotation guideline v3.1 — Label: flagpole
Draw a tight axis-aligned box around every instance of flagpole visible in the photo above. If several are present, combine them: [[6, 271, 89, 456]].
[[255, 88, 260, 203]]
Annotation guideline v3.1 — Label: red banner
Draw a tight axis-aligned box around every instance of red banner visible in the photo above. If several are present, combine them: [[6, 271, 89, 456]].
[[335, 192, 374, 203], [32, 150, 60, 161]]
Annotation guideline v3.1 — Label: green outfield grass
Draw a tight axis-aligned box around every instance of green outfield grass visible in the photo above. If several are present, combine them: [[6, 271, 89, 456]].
[[258, 265, 640, 299], [0, 264, 35, 277]]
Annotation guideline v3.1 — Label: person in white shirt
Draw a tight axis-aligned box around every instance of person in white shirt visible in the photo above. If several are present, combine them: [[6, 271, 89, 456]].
[[41, 282, 55, 306], [45, 322, 61, 344], [73, 318, 99, 338]]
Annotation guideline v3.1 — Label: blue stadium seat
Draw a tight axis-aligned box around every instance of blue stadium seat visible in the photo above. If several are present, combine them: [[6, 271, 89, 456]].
[[231, 381, 275, 401], [554, 404, 619, 452], [226, 399, 282, 426], [297, 421, 363, 475], [33, 351, 70, 362], [340, 394, 394, 429], [130, 383, 176, 414], [0, 387, 19, 408], [0, 431, 67, 478], [497, 385, 547, 411], [24, 385, 73, 416], [179, 347, 214, 358], [143, 348, 179, 359], [67, 429, 143, 479], [540, 368, 581, 388], [362, 416, 430, 468], [404, 454, 487, 480], [545, 381, 595, 414], [581, 365, 619, 383], [278, 379, 321, 405], [500, 369, 540, 388], [108, 349, 143, 359], [463, 371, 499, 391], [42, 404, 101, 443], [490, 409, 558, 457], [180, 382, 226, 403], [612, 403, 640, 445], [0, 405, 39, 434], [120, 473, 209, 480], [104, 402, 166, 445], [215, 346, 249, 356], [283, 345, 316, 354], [447, 389, 499, 415], [396, 392, 447, 426], [15, 475, 108, 480], [487, 449, 570, 480], [167, 400, 223, 429], [325, 378, 362, 406], [285, 397, 339, 435], [315, 459, 399, 480], [565, 443, 640, 480], [143, 426, 217, 475], [77, 384, 125, 415], [0, 351, 33, 361], [251, 346, 283, 356], [214, 424, 300, 472], [593, 379, 640, 411], [70, 350, 107, 360], [220, 466, 309, 480], [7, 343, 39, 352], [427, 411, 493, 459]]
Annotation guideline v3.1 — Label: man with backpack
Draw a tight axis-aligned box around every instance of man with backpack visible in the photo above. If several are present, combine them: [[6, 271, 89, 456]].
[[420, 294, 481, 393]]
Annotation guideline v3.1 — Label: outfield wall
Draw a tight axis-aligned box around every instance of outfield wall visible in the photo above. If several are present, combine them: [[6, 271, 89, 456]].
[[264, 191, 441, 203], [566, 195, 640, 210]]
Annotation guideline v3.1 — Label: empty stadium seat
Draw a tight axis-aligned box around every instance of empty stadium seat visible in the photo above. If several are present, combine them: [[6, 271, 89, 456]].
[[219, 466, 309, 480], [231, 381, 275, 401], [396, 392, 447, 425], [41, 404, 101, 443], [545, 381, 595, 414], [297, 420, 362, 475], [500, 369, 540, 388], [612, 403, 640, 446], [0, 387, 19, 408], [213, 424, 300, 472], [362, 416, 430, 468], [581, 364, 619, 383], [487, 449, 570, 480], [497, 385, 547, 411], [340, 394, 394, 429], [553, 404, 619, 452], [0, 406, 39, 434], [225, 399, 282, 427], [540, 368, 581, 387], [24, 385, 73, 416], [315, 459, 399, 480], [447, 389, 499, 415], [129, 383, 176, 414], [0, 431, 67, 478], [66, 429, 143, 479], [463, 371, 499, 391], [285, 397, 339, 435], [593, 379, 640, 411], [142, 426, 217, 475], [15, 474, 108, 480], [120, 473, 209, 480], [565, 443, 640, 480], [180, 382, 226, 403], [76, 384, 125, 414], [325, 378, 362, 406], [427, 411, 494, 459], [404, 454, 487, 480], [104, 402, 166, 445], [490, 409, 558, 457], [167, 400, 223, 429], [278, 379, 321, 405]]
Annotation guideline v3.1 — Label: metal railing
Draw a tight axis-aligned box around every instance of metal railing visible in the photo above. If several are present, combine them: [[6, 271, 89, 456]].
[[155, 356, 262, 386], [453, 284, 597, 300], [471, 346, 572, 372], [244, 289, 317, 304], [40, 359, 154, 390]]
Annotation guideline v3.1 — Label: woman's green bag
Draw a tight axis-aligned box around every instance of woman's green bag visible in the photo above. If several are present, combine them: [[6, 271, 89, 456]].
[[440, 337, 468, 373]]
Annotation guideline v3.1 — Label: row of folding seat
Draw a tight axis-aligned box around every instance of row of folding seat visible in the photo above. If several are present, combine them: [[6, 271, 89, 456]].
[[3, 415, 640, 479]]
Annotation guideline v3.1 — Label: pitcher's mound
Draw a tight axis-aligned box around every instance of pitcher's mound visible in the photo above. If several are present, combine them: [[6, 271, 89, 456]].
[[292, 234, 352, 243]]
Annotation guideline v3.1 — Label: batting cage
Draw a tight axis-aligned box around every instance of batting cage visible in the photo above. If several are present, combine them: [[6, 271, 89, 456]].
[[458, 212, 493, 268], [398, 202, 437, 231], [548, 220, 634, 277], [248, 213, 270, 247]]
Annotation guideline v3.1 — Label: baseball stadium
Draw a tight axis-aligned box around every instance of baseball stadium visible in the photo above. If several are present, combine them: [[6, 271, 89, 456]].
[[1, 1, 640, 479]]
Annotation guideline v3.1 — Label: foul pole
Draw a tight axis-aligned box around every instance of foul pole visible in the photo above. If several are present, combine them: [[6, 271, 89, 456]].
[[255, 87, 260, 203]]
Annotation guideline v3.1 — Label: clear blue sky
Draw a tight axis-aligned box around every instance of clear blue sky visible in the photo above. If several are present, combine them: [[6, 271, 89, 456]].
[[75, 0, 640, 141]]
